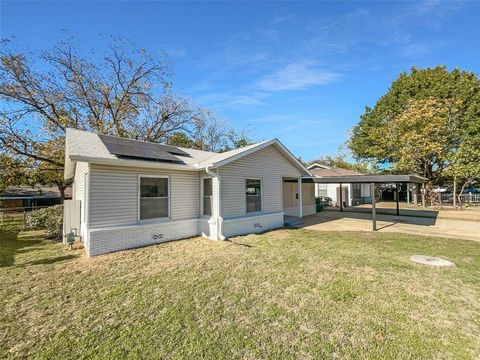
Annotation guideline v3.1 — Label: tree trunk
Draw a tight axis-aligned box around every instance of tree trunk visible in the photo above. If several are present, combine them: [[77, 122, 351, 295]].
[[422, 183, 427, 207], [453, 178, 456, 208], [457, 179, 473, 208], [58, 185, 67, 201]]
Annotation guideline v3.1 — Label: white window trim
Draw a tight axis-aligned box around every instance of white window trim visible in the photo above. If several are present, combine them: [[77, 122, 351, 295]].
[[200, 175, 213, 219], [137, 174, 171, 223], [245, 177, 263, 214]]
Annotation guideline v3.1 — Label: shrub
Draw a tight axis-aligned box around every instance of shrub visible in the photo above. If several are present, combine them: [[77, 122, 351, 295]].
[[26, 205, 63, 240]]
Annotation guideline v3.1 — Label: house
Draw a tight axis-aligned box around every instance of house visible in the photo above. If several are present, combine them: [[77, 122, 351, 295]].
[[0, 185, 72, 210], [307, 164, 371, 206], [64, 129, 315, 256]]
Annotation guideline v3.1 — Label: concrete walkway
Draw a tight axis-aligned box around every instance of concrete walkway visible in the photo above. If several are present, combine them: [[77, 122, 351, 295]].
[[301, 210, 480, 242], [349, 202, 480, 222]]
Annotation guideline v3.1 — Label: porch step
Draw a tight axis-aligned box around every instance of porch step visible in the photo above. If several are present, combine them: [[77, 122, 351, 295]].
[[284, 216, 303, 228]]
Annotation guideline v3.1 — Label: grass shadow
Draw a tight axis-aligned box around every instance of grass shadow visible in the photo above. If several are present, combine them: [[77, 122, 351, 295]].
[[19, 255, 78, 267], [225, 239, 255, 248], [0, 229, 41, 268]]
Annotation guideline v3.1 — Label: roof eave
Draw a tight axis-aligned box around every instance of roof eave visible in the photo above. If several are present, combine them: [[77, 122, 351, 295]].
[[309, 174, 427, 184], [69, 155, 197, 171]]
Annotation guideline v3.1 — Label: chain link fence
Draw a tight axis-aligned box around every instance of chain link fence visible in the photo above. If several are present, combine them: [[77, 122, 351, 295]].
[[0, 206, 55, 230], [439, 193, 480, 205]]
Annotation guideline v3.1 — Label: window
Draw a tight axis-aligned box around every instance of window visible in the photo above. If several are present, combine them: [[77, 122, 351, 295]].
[[246, 179, 262, 213], [317, 183, 327, 198], [203, 178, 212, 216], [353, 183, 362, 199], [139, 177, 169, 220]]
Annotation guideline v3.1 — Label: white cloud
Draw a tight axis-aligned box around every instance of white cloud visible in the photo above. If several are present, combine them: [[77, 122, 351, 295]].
[[400, 43, 431, 58], [196, 91, 268, 108], [258, 61, 339, 92]]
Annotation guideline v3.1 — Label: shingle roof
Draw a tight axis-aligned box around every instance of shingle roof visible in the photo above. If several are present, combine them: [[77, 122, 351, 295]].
[[64, 129, 309, 178], [310, 167, 364, 177], [65, 128, 216, 165]]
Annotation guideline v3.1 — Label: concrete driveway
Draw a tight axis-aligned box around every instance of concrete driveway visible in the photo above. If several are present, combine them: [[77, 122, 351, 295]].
[[301, 208, 480, 242]]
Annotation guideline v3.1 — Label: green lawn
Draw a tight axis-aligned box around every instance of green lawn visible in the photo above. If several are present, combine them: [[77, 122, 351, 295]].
[[1, 223, 480, 359]]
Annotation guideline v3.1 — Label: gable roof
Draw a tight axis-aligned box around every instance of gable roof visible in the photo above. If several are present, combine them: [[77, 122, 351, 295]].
[[310, 166, 364, 177], [194, 138, 311, 175], [307, 163, 330, 170], [64, 129, 310, 178]]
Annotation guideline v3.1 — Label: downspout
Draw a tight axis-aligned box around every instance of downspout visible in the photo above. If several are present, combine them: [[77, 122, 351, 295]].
[[205, 166, 225, 240]]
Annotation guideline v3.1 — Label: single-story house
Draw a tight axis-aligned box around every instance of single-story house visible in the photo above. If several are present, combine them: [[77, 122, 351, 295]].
[[307, 164, 371, 206], [64, 128, 315, 256], [0, 185, 71, 210]]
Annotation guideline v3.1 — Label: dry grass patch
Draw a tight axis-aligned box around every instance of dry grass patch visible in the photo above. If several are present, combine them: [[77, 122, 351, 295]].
[[1, 224, 479, 359]]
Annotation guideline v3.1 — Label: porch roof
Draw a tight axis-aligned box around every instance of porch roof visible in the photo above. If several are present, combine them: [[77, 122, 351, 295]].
[[303, 174, 427, 184]]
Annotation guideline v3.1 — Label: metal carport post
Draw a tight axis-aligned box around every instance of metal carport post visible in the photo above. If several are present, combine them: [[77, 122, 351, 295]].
[[307, 174, 427, 232], [371, 182, 376, 231]]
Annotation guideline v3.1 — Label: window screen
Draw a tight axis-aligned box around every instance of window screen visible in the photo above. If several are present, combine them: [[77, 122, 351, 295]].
[[203, 178, 212, 216], [139, 177, 169, 220], [246, 179, 262, 213]]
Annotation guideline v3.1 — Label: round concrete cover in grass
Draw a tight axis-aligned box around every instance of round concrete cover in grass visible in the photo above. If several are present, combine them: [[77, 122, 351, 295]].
[[410, 255, 454, 267]]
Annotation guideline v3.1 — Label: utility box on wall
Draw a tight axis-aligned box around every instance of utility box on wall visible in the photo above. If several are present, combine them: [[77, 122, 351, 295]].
[[63, 200, 81, 244]]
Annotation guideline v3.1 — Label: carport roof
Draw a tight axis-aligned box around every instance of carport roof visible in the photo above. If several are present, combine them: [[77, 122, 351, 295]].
[[305, 174, 427, 184]]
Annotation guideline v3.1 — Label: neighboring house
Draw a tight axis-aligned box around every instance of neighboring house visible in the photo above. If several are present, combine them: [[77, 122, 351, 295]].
[[0, 185, 72, 210], [64, 129, 315, 256], [307, 164, 371, 206]]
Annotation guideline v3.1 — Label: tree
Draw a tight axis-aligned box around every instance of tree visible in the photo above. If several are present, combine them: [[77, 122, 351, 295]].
[[349, 66, 480, 201], [449, 136, 480, 207], [307, 155, 379, 175], [167, 109, 252, 152], [0, 38, 252, 196], [0, 155, 35, 191]]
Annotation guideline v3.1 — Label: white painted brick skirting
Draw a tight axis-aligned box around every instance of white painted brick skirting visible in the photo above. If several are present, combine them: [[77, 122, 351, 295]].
[[87, 219, 199, 257], [86, 212, 286, 256], [222, 212, 284, 238]]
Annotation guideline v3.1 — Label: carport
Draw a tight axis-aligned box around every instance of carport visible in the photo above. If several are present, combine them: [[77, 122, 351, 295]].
[[304, 175, 427, 231]]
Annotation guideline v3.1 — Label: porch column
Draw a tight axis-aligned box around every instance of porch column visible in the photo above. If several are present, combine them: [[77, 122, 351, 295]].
[[407, 183, 410, 205], [395, 182, 400, 216], [421, 183, 426, 207], [371, 182, 377, 231], [339, 182, 343, 212], [297, 177, 303, 218]]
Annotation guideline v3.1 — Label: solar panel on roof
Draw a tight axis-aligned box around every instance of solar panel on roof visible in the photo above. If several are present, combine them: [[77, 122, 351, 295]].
[[98, 134, 189, 164]]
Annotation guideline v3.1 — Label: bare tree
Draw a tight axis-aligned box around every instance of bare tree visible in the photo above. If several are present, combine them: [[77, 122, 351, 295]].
[[0, 38, 211, 196]]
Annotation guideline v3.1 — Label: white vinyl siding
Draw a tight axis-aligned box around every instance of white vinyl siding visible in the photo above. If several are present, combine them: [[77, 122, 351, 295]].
[[89, 164, 200, 228], [74, 162, 89, 228], [74, 162, 88, 202], [220, 145, 302, 218]]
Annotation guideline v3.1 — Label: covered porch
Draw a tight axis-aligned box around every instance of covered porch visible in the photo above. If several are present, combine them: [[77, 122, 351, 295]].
[[282, 177, 316, 226]]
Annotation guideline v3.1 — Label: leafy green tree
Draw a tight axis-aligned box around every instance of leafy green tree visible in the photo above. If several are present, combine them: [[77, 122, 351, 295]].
[[349, 66, 480, 197], [449, 137, 480, 206], [307, 155, 378, 175]]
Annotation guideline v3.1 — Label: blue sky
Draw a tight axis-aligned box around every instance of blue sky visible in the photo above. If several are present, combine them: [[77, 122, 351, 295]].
[[1, 1, 479, 161]]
